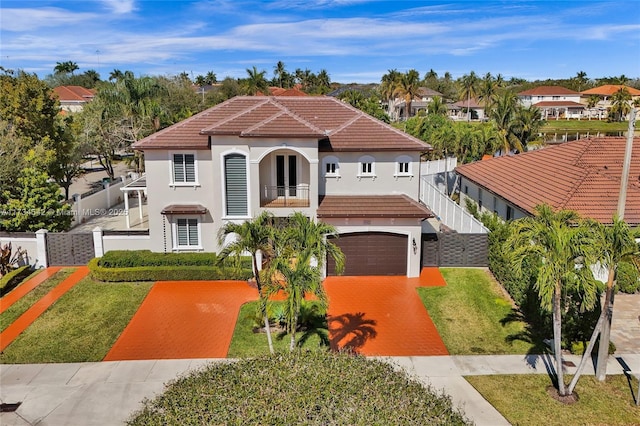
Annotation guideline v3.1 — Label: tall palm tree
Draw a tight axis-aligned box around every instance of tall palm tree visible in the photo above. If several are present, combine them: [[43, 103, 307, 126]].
[[273, 61, 286, 88], [218, 212, 276, 354], [477, 72, 498, 116], [511, 105, 544, 150], [508, 205, 598, 397], [394, 69, 420, 120], [567, 217, 639, 392], [266, 213, 344, 351], [490, 91, 523, 155], [109, 69, 124, 81], [54, 60, 79, 75], [244, 66, 269, 95], [610, 88, 632, 121], [574, 71, 588, 92], [459, 71, 479, 122], [380, 69, 401, 121], [316, 69, 331, 93]]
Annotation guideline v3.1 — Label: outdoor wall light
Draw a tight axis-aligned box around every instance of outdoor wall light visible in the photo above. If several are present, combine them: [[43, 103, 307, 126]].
[[412, 238, 417, 254]]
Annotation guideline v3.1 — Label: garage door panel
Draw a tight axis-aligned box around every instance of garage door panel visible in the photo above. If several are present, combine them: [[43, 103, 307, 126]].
[[327, 232, 407, 276]]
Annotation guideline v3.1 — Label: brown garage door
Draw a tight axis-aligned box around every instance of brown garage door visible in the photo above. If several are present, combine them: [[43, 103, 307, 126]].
[[327, 232, 407, 276]]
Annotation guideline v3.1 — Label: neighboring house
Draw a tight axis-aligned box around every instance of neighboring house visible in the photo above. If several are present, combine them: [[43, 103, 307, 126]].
[[581, 85, 640, 120], [53, 86, 95, 112], [517, 86, 584, 119], [132, 96, 433, 277], [394, 87, 444, 119], [455, 137, 640, 226], [448, 98, 487, 121]]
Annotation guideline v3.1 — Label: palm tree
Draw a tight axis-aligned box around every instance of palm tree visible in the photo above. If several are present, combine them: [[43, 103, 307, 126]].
[[243, 66, 269, 95], [394, 69, 420, 120], [273, 61, 286, 88], [511, 105, 544, 150], [508, 205, 598, 397], [205, 71, 217, 85], [54, 60, 79, 75], [459, 71, 479, 122], [109, 69, 124, 81], [490, 91, 523, 155], [567, 217, 639, 392], [218, 212, 276, 354], [587, 95, 601, 120], [316, 69, 331, 93], [380, 69, 401, 121], [427, 96, 447, 116], [477, 73, 498, 116], [266, 213, 345, 351], [574, 71, 588, 92], [610, 88, 632, 121]]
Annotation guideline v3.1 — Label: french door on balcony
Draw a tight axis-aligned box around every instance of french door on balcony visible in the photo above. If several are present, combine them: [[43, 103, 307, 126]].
[[276, 154, 297, 197]]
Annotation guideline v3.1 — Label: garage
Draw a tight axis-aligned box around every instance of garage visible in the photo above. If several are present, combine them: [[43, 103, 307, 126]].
[[327, 232, 408, 276]]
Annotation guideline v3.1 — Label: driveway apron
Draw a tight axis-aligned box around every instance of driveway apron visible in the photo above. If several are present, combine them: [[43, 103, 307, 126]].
[[325, 272, 448, 356], [104, 281, 257, 360]]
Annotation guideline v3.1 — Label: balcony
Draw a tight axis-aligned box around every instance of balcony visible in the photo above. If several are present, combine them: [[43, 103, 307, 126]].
[[260, 185, 310, 208]]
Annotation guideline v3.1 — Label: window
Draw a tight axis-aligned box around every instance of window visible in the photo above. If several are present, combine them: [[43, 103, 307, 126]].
[[172, 153, 196, 184], [395, 155, 413, 177], [358, 155, 375, 178], [326, 162, 337, 174], [224, 153, 248, 217], [398, 162, 409, 173], [506, 205, 514, 221], [323, 156, 340, 177], [174, 218, 200, 249]]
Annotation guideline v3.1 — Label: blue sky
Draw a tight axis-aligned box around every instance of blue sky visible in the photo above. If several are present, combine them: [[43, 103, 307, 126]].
[[1, 0, 639, 83]]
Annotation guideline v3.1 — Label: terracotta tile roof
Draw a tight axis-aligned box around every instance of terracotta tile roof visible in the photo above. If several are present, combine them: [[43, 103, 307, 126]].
[[453, 98, 486, 108], [317, 194, 434, 218], [455, 137, 640, 225], [533, 101, 585, 108], [581, 85, 640, 96], [53, 85, 95, 102], [161, 204, 208, 215], [259, 87, 308, 96], [518, 86, 580, 96], [134, 96, 430, 152]]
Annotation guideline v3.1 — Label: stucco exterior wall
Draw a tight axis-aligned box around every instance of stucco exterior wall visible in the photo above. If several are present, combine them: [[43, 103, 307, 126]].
[[459, 177, 528, 221]]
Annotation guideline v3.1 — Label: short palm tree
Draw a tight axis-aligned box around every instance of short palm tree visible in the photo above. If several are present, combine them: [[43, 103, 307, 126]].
[[508, 205, 599, 397], [511, 105, 544, 150], [218, 211, 276, 354], [427, 96, 447, 116]]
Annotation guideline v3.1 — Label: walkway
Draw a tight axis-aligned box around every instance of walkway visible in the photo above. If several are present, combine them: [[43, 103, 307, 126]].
[[610, 293, 640, 354], [0, 267, 62, 314], [103, 281, 257, 360], [2, 354, 638, 426], [0, 267, 89, 352]]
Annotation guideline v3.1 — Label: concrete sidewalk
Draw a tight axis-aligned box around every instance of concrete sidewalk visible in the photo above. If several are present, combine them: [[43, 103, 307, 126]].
[[1, 354, 639, 426]]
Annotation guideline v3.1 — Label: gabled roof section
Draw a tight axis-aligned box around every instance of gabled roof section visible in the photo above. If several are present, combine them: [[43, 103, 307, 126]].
[[134, 96, 430, 152], [518, 86, 580, 96], [581, 85, 640, 96], [455, 137, 640, 225], [53, 85, 95, 102]]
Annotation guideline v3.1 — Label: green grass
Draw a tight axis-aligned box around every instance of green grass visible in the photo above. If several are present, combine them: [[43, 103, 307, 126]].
[[128, 351, 471, 425], [466, 374, 640, 426], [0, 268, 74, 332], [542, 120, 629, 132], [227, 301, 329, 357], [417, 268, 535, 355], [0, 277, 152, 363]]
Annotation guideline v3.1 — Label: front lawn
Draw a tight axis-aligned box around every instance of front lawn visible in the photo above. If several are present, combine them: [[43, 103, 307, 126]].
[[542, 120, 628, 132], [0, 277, 152, 363], [466, 374, 640, 426], [227, 300, 328, 357], [417, 268, 535, 355]]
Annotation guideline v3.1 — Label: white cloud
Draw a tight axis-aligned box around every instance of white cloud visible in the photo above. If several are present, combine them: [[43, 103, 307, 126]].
[[0, 7, 96, 31], [100, 0, 137, 15]]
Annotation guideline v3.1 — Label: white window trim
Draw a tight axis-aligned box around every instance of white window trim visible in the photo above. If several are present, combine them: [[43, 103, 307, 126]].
[[169, 151, 200, 187], [220, 149, 252, 221], [171, 216, 203, 251], [394, 155, 414, 178], [322, 155, 341, 178], [357, 155, 376, 179]]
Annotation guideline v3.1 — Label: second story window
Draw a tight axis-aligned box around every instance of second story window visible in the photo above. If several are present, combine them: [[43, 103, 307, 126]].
[[172, 153, 196, 184], [326, 162, 337, 174], [358, 155, 375, 178], [395, 155, 413, 177], [361, 162, 372, 174]]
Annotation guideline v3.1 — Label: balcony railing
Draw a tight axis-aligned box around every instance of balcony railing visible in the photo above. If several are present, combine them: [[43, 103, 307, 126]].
[[261, 184, 310, 208]]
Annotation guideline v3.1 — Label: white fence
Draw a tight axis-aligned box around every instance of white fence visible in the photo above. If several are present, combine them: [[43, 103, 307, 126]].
[[0, 232, 40, 267], [420, 178, 488, 234], [69, 176, 131, 228]]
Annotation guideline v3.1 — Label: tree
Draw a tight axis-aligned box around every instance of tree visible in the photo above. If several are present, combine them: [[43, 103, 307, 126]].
[[427, 96, 447, 116], [218, 212, 276, 354], [587, 94, 601, 120], [49, 115, 84, 200], [54, 61, 79, 76], [273, 61, 287, 88], [490, 91, 523, 155], [380, 69, 402, 121], [266, 213, 344, 351], [243, 66, 269, 95], [567, 217, 640, 392], [459, 71, 479, 122], [0, 149, 72, 232], [394, 69, 420, 120], [477, 73, 498, 116], [511, 105, 544, 150], [508, 205, 598, 397], [573, 71, 588, 92], [609, 88, 631, 122], [109, 69, 125, 81]]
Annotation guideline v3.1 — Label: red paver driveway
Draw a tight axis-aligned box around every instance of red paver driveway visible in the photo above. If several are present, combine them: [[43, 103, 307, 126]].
[[104, 281, 257, 360]]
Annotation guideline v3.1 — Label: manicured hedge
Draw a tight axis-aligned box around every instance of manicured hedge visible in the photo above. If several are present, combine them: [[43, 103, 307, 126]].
[[88, 257, 253, 282], [0, 266, 33, 296], [98, 250, 221, 267]]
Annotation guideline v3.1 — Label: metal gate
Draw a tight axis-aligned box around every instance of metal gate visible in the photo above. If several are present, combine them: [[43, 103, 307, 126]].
[[422, 233, 488, 267], [46, 233, 95, 266]]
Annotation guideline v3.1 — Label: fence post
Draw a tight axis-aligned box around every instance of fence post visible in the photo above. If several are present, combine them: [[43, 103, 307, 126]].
[[93, 226, 104, 258], [35, 229, 48, 268]]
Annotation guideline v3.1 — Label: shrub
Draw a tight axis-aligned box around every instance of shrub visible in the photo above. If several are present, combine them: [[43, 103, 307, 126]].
[[0, 265, 33, 296], [97, 250, 223, 267], [616, 260, 640, 294], [88, 258, 253, 282], [128, 351, 470, 425]]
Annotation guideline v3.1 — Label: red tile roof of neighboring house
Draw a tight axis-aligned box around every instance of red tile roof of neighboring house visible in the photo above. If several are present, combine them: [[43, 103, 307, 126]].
[[453, 98, 486, 108], [455, 137, 640, 225], [581, 85, 640, 96], [533, 101, 585, 108], [53, 86, 95, 102], [259, 87, 308, 96], [518, 86, 580, 96], [317, 195, 434, 218], [134, 96, 430, 152]]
